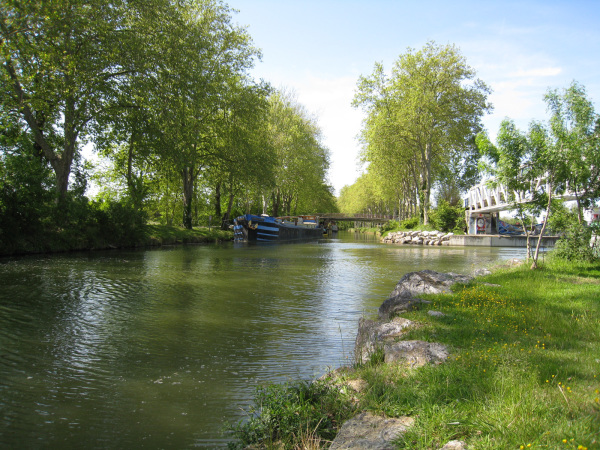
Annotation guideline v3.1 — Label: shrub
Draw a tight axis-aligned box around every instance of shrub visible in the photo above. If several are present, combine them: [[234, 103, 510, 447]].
[[552, 223, 597, 262], [381, 220, 399, 233], [430, 200, 466, 233], [546, 201, 579, 235], [227, 380, 355, 449], [400, 216, 419, 230]]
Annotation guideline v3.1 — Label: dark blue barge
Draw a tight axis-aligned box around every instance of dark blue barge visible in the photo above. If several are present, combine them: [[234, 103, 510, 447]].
[[233, 214, 324, 242]]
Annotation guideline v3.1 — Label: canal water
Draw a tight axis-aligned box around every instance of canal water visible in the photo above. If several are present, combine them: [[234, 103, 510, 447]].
[[0, 233, 525, 447]]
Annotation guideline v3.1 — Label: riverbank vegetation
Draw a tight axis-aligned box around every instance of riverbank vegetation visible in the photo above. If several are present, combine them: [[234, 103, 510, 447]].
[[227, 256, 600, 449], [340, 46, 600, 247], [0, 0, 336, 255], [343, 42, 491, 225]]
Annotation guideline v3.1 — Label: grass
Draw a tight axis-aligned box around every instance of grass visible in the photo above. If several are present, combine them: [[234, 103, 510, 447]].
[[0, 224, 233, 256], [142, 224, 232, 246], [228, 257, 600, 449]]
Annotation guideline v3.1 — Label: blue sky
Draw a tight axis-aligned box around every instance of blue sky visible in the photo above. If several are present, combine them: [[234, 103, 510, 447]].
[[231, 0, 600, 194]]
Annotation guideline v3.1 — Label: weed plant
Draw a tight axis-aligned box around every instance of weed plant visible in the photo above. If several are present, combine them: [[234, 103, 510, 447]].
[[227, 380, 357, 449]]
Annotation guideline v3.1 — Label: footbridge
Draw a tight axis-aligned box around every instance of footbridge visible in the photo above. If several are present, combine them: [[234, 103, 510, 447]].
[[464, 176, 580, 234], [317, 213, 393, 223]]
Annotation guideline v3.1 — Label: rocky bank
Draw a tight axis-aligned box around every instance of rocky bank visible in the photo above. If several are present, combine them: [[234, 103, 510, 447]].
[[325, 269, 492, 450], [382, 230, 454, 246]]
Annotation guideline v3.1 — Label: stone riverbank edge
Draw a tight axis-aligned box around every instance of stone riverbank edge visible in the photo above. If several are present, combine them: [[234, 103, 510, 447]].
[[381, 229, 561, 248], [321, 262, 524, 449]]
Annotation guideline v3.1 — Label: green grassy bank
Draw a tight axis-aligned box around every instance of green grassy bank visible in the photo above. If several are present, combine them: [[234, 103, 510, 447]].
[[0, 225, 233, 256], [228, 258, 600, 449]]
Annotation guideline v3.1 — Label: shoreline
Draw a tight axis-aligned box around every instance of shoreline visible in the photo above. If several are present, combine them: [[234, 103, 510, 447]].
[[228, 256, 600, 449], [0, 226, 233, 258]]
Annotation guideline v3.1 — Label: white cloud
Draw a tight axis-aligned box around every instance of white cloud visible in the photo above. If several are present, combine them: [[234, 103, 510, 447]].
[[509, 67, 562, 78]]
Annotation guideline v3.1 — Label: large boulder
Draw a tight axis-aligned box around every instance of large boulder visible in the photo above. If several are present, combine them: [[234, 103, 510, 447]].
[[379, 270, 472, 320], [383, 340, 449, 367], [378, 297, 430, 321], [330, 412, 414, 450], [355, 317, 414, 364]]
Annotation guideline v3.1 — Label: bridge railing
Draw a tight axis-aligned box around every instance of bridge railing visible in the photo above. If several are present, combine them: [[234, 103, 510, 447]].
[[465, 176, 577, 214], [317, 213, 395, 221]]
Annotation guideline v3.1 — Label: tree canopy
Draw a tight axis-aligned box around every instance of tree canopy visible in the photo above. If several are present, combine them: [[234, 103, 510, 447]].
[[351, 41, 491, 223], [0, 0, 336, 251]]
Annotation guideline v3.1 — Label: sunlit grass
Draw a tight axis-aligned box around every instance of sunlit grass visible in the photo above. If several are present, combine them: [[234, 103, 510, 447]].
[[356, 258, 600, 449], [228, 258, 600, 449]]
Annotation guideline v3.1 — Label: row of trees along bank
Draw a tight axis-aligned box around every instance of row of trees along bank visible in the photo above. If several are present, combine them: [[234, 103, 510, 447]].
[[339, 42, 600, 268], [0, 0, 337, 253], [344, 41, 491, 225]]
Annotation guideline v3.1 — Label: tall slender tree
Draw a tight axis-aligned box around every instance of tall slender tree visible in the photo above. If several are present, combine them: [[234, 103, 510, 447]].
[[354, 42, 491, 223]]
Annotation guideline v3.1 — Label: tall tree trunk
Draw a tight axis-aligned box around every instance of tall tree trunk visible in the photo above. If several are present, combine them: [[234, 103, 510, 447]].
[[214, 182, 222, 220], [261, 195, 267, 215], [221, 191, 235, 230], [182, 166, 195, 229], [272, 189, 280, 217], [421, 143, 433, 225], [5, 57, 76, 200]]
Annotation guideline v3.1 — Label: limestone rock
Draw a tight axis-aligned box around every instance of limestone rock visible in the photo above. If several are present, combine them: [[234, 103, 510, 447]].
[[388, 270, 473, 298], [355, 317, 414, 364], [379, 270, 471, 320], [330, 412, 414, 450], [378, 296, 430, 321], [440, 440, 467, 450], [383, 340, 449, 367], [472, 268, 492, 277]]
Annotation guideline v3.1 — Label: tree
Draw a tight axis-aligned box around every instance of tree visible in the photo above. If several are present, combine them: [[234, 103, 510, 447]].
[[479, 82, 600, 268], [0, 0, 158, 199], [266, 91, 331, 217], [353, 42, 491, 224], [208, 78, 275, 229], [545, 81, 600, 222], [147, 0, 260, 229], [477, 119, 562, 269]]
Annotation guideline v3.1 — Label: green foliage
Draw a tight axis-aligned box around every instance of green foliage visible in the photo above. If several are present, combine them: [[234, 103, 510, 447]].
[[545, 82, 600, 215], [552, 223, 597, 262], [88, 199, 148, 246], [266, 91, 332, 217], [546, 201, 579, 235], [353, 41, 491, 224], [400, 216, 420, 230], [0, 148, 55, 252], [429, 200, 466, 233], [227, 380, 356, 449], [380, 220, 399, 233]]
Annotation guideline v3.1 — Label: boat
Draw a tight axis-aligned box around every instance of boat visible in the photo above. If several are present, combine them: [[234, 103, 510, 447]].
[[233, 214, 323, 242]]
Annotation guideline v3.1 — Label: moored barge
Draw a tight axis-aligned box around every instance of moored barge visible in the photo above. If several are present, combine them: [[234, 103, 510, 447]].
[[233, 214, 323, 242]]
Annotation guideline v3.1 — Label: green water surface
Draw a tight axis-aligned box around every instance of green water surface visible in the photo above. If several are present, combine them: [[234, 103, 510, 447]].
[[0, 233, 525, 447]]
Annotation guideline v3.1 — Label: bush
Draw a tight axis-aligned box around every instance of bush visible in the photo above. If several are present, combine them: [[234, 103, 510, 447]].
[[400, 216, 419, 230], [227, 380, 355, 449], [552, 223, 597, 262], [89, 199, 148, 246], [381, 220, 399, 233], [430, 200, 466, 233], [546, 201, 579, 235]]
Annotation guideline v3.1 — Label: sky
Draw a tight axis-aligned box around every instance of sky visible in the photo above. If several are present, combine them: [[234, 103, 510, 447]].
[[230, 0, 600, 195]]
